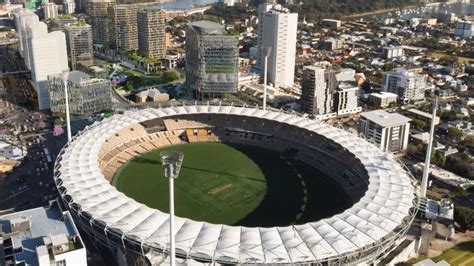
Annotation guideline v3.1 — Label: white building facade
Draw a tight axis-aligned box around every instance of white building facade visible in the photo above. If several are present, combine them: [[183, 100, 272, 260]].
[[12, 8, 39, 70], [14, 8, 69, 110], [257, 4, 297, 89], [383, 68, 427, 102], [360, 110, 411, 153], [44, 3, 58, 20], [28, 22, 69, 109], [301, 66, 329, 116], [383, 46, 404, 59], [63, 0, 76, 14]]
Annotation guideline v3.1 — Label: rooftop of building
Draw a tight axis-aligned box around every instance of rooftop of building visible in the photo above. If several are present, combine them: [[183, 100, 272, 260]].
[[386, 67, 425, 77], [338, 81, 358, 90], [361, 110, 411, 127], [49, 71, 108, 85], [0, 201, 83, 265], [136, 87, 168, 98], [384, 46, 403, 50], [303, 65, 325, 71], [411, 132, 430, 142], [407, 108, 440, 118], [65, 20, 90, 28], [370, 92, 398, 98], [189, 20, 225, 35], [321, 18, 341, 22]]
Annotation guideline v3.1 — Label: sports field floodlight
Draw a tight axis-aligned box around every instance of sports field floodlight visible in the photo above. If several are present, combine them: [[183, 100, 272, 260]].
[[263, 46, 272, 111], [62, 71, 72, 142], [420, 96, 438, 198], [160, 151, 184, 266]]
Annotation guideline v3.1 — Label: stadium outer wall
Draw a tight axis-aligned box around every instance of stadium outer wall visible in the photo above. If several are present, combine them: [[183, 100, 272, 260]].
[[54, 102, 420, 265]]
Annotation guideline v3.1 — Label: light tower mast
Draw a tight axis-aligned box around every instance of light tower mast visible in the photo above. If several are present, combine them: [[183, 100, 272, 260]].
[[420, 96, 438, 198], [160, 151, 184, 266]]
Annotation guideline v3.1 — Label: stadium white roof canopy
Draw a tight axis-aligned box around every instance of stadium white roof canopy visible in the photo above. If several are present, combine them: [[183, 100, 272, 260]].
[[55, 106, 416, 264]]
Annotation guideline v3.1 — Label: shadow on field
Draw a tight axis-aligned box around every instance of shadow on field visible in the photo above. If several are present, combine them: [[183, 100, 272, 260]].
[[225, 143, 352, 227]]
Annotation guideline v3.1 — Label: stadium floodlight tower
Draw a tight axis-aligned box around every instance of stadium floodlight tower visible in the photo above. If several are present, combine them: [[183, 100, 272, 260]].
[[160, 151, 184, 266], [263, 46, 272, 111], [62, 71, 72, 142], [420, 96, 438, 198]]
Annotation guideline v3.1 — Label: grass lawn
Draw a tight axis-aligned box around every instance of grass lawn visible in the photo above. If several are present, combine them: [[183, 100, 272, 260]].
[[407, 241, 474, 265], [113, 143, 351, 226], [431, 52, 473, 64]]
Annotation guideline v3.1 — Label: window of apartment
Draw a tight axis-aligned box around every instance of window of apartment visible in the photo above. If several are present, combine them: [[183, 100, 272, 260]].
[[56, 259, 66, 266]]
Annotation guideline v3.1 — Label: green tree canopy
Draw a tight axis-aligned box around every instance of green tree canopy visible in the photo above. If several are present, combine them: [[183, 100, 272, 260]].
[[448, 127, 464, 140]]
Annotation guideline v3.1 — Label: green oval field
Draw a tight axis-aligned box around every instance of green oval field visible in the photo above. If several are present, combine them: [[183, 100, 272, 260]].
[[113, 142, 351, 226]]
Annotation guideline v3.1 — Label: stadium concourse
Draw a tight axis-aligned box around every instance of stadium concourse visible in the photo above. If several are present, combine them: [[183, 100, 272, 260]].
[[54, 104, 419, 265]]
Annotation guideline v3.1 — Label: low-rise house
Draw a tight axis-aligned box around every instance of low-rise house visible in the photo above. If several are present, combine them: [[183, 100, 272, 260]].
[[455, 107, 469, 117], [135, 88, 170, 103]]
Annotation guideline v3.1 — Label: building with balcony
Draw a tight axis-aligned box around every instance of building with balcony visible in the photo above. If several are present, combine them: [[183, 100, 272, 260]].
[[359, 110, 411, 153], [108, 4, 138, 51], [383, 68, 428, 102], [137, 9, 166, 59], [301, 66, 361, 119], [369, 92, 398, 108], [87, 0, 115, 45], [64, 21, 93, 70]]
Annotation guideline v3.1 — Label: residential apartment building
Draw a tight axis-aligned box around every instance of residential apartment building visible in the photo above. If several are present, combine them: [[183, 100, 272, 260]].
[[87, 0, 115, 45], [407, 108, 440, 126], [301, 66, 330, 115], [108, 4, 138, 51], [255, 2, 272, 70], [64, 21, 93, 70], [137, 9, 166, 59], [369, 92, 398, 108], [186, 21, 239, 97], [0, 201, 87, 266], [48, 71, 112, 114], [321, 38, 344, 51], [360, 110, 411, 153], [383, 68, 428, 102], [257, 4, 297, 89], [334, 82, 360, 117], [301, 66, 361, 119], [383, 46, 404, 59]]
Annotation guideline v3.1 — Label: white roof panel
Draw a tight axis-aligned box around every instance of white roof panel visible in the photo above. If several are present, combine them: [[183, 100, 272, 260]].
[[55, 105, 416, 264]]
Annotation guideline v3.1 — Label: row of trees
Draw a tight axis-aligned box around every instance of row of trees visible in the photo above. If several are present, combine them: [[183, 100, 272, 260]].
[[285, 0, 418, 22], [121, 71, 179, 92], [454, 206, 474, 231]]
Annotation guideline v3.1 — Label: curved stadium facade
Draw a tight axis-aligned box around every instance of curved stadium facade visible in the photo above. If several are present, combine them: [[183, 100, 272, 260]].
[[54, 104, 418, 265]]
